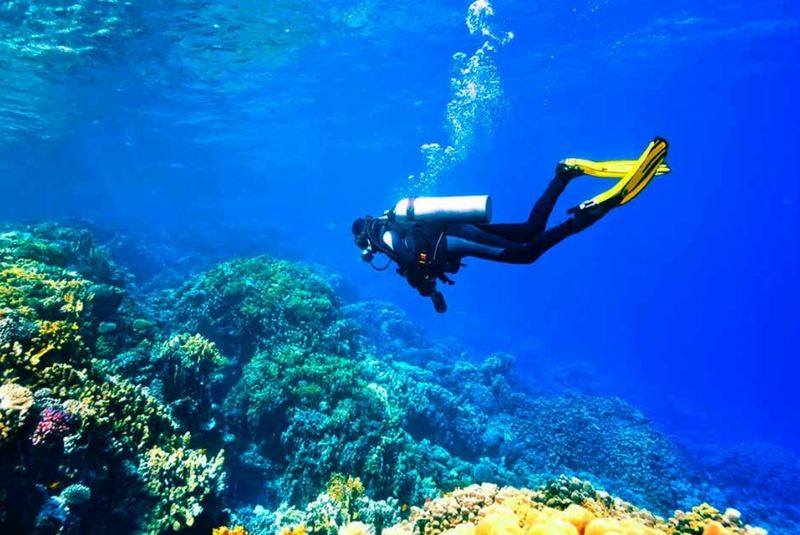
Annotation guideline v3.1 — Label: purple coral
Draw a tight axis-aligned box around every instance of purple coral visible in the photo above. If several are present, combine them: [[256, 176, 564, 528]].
[[32, 407, 71, 446]]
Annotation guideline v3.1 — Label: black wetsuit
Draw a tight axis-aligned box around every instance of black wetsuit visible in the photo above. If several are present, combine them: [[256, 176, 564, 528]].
[[370, 167, 607, 296], [447, 169, 606, 264]]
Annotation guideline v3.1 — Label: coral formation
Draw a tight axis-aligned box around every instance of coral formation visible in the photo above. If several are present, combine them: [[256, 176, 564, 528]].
[[248, 473, 400, 535], [214, 526, 251, 535], [0, 382, 33, 441], [0, 223, 788, 533], [385, 481, 766, 535], [0, 224, 225, 534], [60, 483, 92, 506], [139, 437, 226, 531], [31, 406, 72, 445]]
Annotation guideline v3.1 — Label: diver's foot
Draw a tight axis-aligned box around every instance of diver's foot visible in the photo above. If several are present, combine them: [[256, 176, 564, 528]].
[[555, 161, 584, 181], [567, 195, 620, 219], [566, 137, 669, 215]]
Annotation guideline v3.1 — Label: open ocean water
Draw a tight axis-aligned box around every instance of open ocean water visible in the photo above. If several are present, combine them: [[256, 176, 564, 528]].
[[1, 1, 799, 534]]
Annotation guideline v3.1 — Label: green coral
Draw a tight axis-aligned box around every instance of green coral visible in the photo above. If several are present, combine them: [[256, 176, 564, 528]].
[[160, 257, 342, 357], [159, 332, 228, 424], [533, 475, 602, 510], [139, 436, 226, 532], [667, 503, 766, 535]]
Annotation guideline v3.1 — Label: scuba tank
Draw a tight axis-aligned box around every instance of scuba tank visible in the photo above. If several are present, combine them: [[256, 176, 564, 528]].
[[392, 195, 492, 224]]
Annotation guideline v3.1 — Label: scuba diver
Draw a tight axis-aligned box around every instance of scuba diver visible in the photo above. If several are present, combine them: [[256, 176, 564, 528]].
[[352, 137, 670, 313]]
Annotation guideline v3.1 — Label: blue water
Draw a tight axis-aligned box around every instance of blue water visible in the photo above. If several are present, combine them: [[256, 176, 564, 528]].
[[2, 0, 799, 491]]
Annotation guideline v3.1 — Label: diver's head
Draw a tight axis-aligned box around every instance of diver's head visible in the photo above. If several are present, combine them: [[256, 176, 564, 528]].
[[352, 216, 374, 262]]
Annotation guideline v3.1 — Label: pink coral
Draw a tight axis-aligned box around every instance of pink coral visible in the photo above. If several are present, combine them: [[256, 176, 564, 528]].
[[32, 407, 71, 446]]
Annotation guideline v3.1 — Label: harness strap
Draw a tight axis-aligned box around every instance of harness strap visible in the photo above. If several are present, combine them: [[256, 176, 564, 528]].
[[407, 197, 416, 221]]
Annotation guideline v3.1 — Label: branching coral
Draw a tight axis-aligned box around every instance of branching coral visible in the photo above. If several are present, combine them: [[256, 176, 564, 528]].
[[139, 436, 226, 532], [0, 259, 93, 381], [668, 504, 766, 535], [327, 474, 365, 513]]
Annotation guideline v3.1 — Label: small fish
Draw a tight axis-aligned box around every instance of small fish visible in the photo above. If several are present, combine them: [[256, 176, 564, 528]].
[[48, 480, 63, 491]]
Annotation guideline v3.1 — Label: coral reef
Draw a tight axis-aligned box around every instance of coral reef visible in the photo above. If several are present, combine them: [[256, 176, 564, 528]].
[[385, 481, 767, 535], [0, 223, 789, 533], [687, 442, 800, 530], [158, 257, 477, 506], [236, 474, 401, 535], [0, 224, 225, 533]]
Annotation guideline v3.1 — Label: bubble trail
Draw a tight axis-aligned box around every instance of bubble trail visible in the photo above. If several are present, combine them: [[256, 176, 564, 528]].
[[404, 0, 514, 196]]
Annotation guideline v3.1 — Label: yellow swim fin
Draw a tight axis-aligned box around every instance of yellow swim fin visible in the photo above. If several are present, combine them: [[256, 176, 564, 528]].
[[561, 157, 671, 179], [568, 137, 669, 214]]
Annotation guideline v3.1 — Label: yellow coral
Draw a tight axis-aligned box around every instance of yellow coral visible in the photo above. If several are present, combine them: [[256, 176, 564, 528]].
[[212, 526, 249, 535], [327, 473, 365, 506], [394, 485, 691, 535], [667, 503, 756, 535], [445, 525, 477, 535], [27, 320, 82, 366], [475, 506, 523, 535], [561, 505, 594, 533], [702, 523, 729, 535]]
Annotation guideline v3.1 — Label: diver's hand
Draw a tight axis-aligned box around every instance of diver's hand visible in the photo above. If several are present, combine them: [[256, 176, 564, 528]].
[[431, 291, 447, 313]]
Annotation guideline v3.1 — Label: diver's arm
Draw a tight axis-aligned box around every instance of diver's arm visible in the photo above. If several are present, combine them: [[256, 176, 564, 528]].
[[382, 222, 448, 313]]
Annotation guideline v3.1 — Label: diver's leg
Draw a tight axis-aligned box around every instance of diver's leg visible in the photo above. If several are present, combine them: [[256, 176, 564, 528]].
[[446, 220, 577, 265], [479, 166, 573, 242], [496, 208, 608, 264], [445, 224, 521, 261]]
